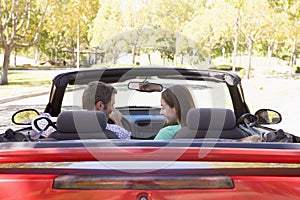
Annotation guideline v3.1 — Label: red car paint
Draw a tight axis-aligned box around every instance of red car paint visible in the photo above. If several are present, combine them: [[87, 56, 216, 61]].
[[0, 146, 300, 199]]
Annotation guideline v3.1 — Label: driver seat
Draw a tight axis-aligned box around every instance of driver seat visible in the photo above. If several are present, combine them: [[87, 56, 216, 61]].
[[48, 110, 118, 140], [173, 108, 247, 139]]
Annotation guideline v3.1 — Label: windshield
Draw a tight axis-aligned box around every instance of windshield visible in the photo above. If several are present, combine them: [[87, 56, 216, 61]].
[[61, 75, 233, 111]]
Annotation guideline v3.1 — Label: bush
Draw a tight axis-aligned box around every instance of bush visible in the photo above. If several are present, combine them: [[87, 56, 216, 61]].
[[10, 65, 66, 70], [239, 68, 246, 78], [209, 65, 243, 71], [293, 65, 300, 73]]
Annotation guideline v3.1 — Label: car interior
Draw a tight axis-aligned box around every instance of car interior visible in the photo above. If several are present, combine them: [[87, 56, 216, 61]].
[[48, 107, 249, 141], [56, 76, 241, 140]]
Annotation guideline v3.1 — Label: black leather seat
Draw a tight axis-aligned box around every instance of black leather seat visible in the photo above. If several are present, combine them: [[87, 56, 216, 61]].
[[174, 108, 247, 139], [48, 111, 118, 140]]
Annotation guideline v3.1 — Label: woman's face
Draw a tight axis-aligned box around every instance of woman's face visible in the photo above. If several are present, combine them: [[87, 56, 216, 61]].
[[160, 98, 177, 124]]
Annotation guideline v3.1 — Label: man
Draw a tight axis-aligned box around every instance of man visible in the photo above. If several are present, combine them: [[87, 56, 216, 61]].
[[82, 81, 131, 139]]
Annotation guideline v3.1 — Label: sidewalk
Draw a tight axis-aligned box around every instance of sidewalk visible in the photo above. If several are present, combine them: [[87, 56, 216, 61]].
[[0, 85, 50, 104]]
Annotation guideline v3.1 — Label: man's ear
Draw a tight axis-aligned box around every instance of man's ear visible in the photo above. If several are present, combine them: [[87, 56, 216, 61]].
[[95, 101, 104, 111]]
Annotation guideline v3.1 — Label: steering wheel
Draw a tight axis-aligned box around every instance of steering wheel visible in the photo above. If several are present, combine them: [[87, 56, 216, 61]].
[[237, 113, 257, 127]]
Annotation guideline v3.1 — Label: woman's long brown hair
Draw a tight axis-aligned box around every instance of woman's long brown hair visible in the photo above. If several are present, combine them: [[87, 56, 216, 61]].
[[161, 85, 195, 127]]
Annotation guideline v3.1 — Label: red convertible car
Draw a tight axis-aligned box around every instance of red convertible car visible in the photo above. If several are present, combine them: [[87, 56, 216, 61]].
[[0, 67, 300, 199]]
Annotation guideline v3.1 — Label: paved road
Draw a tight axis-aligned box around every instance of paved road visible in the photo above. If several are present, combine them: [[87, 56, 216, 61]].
[[0, 94, 49, 133], [0, 69, 66, 133], [242, 78, 300, 136]]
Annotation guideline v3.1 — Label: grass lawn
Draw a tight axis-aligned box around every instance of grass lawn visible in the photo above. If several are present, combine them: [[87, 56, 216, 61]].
[[0, 70, 61, 99], [7, 71, 52, 86]]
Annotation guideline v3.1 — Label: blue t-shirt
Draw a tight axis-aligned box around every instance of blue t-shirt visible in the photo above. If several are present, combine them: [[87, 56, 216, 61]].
[[154, 125, 181, 140]]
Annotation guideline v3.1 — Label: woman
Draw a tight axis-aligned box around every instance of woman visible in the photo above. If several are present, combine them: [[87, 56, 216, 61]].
[[154, 85, 195, 140]]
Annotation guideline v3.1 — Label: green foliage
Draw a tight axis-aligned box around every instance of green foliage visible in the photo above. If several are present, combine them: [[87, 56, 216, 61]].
[[39, 0, 100, 61], [213, 40, 234, 58], [239, 68, 246, 78], [210, 65, 244, 71], [255, 41, 269, 56], [10, 65, 70, 71], [90, 64, 135, 68], [1, 0, 299, 75]]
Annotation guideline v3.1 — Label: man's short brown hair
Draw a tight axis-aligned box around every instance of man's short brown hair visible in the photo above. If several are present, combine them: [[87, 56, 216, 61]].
[[82, 81, 117, 110]]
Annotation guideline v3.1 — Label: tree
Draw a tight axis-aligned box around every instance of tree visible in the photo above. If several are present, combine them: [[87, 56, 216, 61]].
[[39, 0, 99, 67], [147, 0, 196, 65], [224, 0, 244, 72], [89, 0, 152, 65], [183, 0, 235, 65], [89, 0, 197, 65], [267, 0, 300, 66], [0, 0, 58, 85], [237, 0, 277, 79], [89, 0, 128, 64], [267, 0, 300, 24]]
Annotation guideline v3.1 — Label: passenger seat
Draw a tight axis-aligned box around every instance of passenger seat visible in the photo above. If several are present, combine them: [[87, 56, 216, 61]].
[[173, 108, 247, 139]]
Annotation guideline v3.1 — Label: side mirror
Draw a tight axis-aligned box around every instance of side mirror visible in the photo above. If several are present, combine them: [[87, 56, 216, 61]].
[[128, 81, 163, 92], [12, 109, 40, 125], [255, 109, 282, 125]]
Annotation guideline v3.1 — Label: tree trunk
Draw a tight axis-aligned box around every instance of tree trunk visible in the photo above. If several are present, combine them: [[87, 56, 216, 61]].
[[35, 46, 40, 65], [246, 39, 253, 79], [148, 53, 151, 65], [208, 35, 213, 65], [1, 47, 13, 85], [232, 9, 239, 72], [13, 47, 17, 67], [51, 48, 54, 62], [290, 37, 297, 75], [132, 46, 136, 65], [267, 45, 272, 75], [291, 37, 297, 66], [175, 32, 179, 66], [71, 49, 75, 67], [55, 48, 59, 65], [76, 25, 80, 69], [208, 44, 212, 65]]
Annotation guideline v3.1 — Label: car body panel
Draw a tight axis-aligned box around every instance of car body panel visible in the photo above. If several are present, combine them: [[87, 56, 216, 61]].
[[0, 164, 300, 199], [1, 141, 300, 199], [1, 142, 300, 163]]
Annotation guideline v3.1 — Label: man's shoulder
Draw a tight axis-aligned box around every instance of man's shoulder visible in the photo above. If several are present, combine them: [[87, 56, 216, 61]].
[[107, 123, 120, 129]]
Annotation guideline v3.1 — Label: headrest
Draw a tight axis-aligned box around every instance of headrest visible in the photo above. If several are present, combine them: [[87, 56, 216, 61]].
[[186, 108, 236, 130], [56, 111, 107, 133]]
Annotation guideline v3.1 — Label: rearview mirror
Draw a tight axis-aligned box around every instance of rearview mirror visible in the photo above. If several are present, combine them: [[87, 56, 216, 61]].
[[12, 109, 40, 125], [128, 81, 163, 92], [255, 109, 282, 125]]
